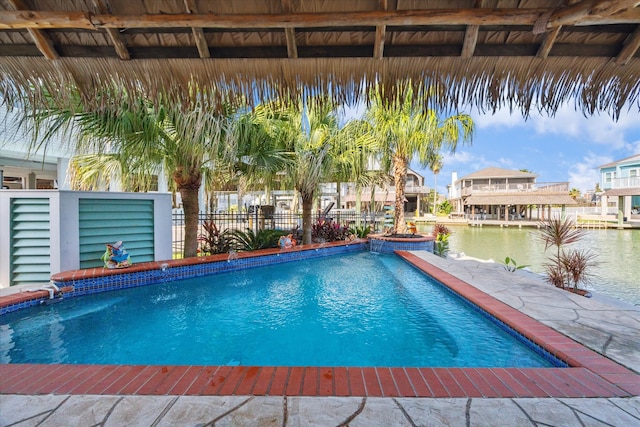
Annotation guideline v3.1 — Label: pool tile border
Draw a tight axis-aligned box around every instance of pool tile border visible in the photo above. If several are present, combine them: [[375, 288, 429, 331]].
[[0, 240, 366, 315], [1, 246, 639, 398]]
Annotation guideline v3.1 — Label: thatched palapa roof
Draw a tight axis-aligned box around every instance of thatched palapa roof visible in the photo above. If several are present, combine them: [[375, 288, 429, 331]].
[[1, 1, 639, 115]]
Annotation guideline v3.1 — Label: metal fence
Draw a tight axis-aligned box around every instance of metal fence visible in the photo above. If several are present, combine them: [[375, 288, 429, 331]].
[[172, 210, 382, 257]]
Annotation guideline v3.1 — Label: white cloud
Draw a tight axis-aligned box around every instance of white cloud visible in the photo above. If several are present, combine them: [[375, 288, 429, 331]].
[[475, 104, 640, 152], [498, 157, 514, 168], [530, 105, 640, 149], [443, 150, 474, 165], [472, 109, 525, 129], [567, 152, 612, 193]]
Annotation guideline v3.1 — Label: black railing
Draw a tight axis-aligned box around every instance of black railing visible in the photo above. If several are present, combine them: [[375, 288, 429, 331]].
[[172, 210, 381, 257]]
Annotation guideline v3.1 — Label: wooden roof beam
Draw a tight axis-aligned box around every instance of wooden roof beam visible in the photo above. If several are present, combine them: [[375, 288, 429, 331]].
[[6, 0, 58, 60], [282, 0, 298, 58], [461, 0, 485, 59], [536, 1, 580, 58], [374, 0, 388, 59], [461, 25, 479, 58], [546, 0, 640, 29], [2, 8, 639, 31], [93, 0, 129, 60], [183, 0, 210, 59], [616, 24, 640, 64], [536, 26, 561, 57]]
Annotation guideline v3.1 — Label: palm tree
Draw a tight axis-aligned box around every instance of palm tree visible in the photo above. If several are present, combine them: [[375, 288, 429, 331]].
[[569, 188, 581, 200], [18, 93, 234, 258], [428, 153, 443, 215], [365, 83, 474, 234], [248, 98, 375, 244]]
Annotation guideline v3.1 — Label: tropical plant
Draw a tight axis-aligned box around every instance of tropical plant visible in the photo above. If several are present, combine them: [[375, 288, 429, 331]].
[[569, 188, 581, 200], [438, 200, 453, 215], [365, 82, 474, 234], [16, 91, 235, 258], [247, 98, 375, 244], [312, 219, 351, 243], [428, 153, 443, 215], [432, 224, 451, 257], [537, 217, 586, 259], [349, 224, 372, 238], [558, 249, 598, 291], [501, 257, 529, 273], [230, 228, 287, 252], [199, 220, 234, 255], [538, 217, 597, 291]]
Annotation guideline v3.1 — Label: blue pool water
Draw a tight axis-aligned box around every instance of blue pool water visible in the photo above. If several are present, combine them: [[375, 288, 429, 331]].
[[0, 252, 555, 367]]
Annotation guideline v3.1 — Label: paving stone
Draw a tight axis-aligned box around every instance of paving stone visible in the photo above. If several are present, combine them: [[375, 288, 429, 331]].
[[0, 394, 68, 427], [560, 398, 640, 426], [349, 397, 413, 427], [514, 398, 583, 426], [104, 395, 175, 426], [287, 396, 363, 427], [395, 397, 468, 426], [41, 395, 121, 427], [608, 397, 640, 419], [412, 251, 640, 374], [468, 399, 533, 426], [156, 396, 251, 426], [216, 396, 283, 427]]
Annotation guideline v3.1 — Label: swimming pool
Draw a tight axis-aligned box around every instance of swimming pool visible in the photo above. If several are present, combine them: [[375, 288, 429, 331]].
[[1, 252, 557, 367]]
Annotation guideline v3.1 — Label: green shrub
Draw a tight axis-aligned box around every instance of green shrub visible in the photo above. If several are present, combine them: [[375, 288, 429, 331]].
[[230, 228, 288, 251]]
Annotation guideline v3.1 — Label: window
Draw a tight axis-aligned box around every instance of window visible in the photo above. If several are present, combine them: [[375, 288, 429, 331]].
[[630, 169, 638, 178], [605, 172, 612, 183]]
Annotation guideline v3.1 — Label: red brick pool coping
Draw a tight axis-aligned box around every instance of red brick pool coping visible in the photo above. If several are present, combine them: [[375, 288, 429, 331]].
[[1, 249, 638, 398]]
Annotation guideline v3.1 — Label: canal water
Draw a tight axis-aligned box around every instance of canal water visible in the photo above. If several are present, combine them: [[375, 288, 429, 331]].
[[419, 225, 640, 307]]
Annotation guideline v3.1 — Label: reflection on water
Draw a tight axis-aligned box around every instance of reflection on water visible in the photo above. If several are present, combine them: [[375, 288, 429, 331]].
[[419, 225, 640, 306]]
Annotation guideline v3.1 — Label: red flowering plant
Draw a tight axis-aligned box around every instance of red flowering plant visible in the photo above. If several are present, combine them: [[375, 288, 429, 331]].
[[311, 218, 351, 243]]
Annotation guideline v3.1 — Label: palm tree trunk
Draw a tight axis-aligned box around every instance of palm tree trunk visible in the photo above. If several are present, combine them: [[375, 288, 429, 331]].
[[180, 185, 200, 258], [355, 185, 362, 226], [174, 165, 202, 258], [301, 192, 314, 245], [393, 155, 408, 234]]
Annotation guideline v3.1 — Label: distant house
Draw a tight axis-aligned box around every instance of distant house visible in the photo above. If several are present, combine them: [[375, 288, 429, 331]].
[[343, 167, 430, 214], [0, 108, 72, 190], [598, 154, 640, 218], [448, 167, 576, 221]]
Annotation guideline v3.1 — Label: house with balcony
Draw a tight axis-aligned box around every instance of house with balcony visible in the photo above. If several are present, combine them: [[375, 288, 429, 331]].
[[448, 167, 576, 221], [342, 167, 430, 215], [598, 154, 640, 219]]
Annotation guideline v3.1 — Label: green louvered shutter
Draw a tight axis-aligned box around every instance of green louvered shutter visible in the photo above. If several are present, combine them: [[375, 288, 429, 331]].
[[10, 198, 51, 286], [79, 199, 155, 269]]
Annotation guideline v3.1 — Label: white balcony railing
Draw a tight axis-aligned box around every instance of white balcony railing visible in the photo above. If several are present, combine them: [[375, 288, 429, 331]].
[[459, 182, 569, 197], [345, 185, 430, 197], [609, 176, 640, 189]]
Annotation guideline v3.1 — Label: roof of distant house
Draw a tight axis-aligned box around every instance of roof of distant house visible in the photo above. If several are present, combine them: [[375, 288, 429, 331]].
[[597, 154, 640, 169], [457, 167, 538, 182]]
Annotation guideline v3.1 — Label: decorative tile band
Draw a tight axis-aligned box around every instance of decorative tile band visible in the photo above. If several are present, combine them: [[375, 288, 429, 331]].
[[0, 241, 366, 315]]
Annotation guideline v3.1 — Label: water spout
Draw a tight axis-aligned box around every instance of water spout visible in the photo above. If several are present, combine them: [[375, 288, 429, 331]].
[[27, 283, 63, 302], [227, 250, 238, 262], [369, 238, 385, 253]]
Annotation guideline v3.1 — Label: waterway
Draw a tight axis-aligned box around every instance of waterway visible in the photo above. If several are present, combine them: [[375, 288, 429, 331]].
[[419, 225, 640, 307]]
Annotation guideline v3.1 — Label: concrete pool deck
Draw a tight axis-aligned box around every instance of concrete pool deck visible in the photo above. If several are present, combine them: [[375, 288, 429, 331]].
[[1, 250, 639, 425]]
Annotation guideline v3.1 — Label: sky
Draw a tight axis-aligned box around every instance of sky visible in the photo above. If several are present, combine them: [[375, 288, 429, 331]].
[[344, 103, 640, 196]]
